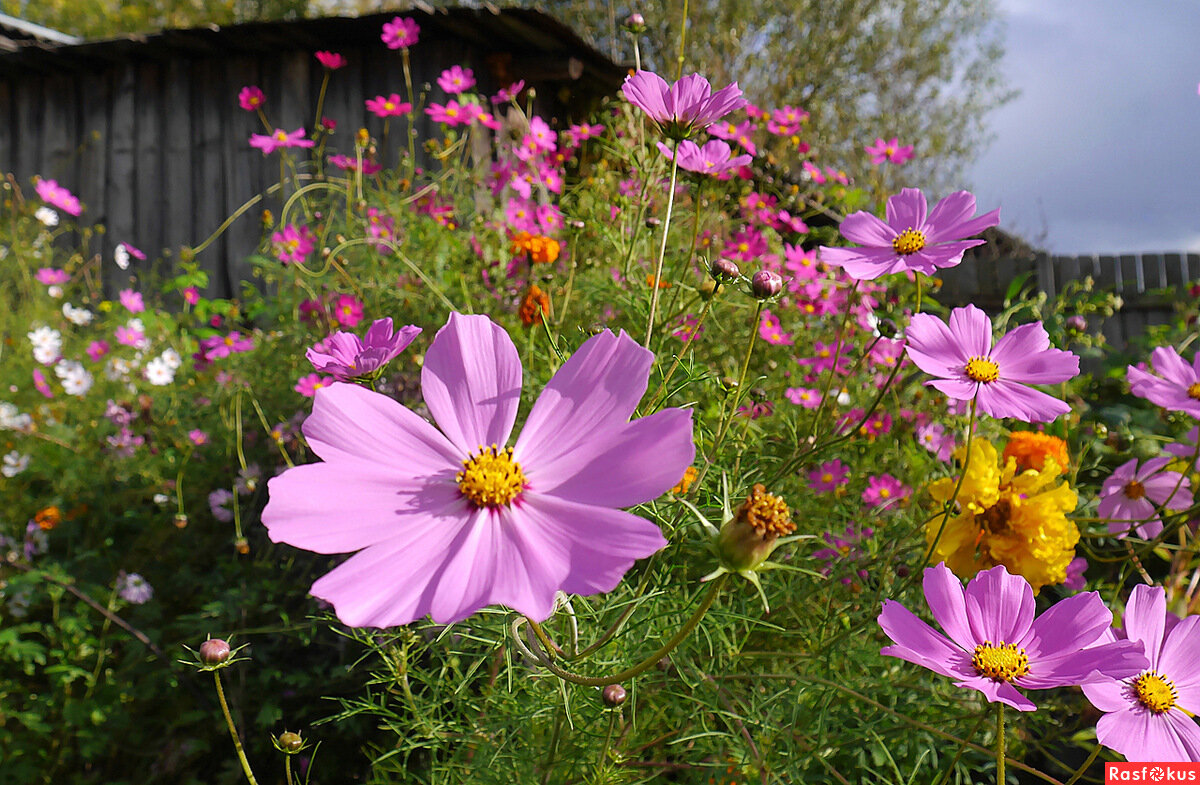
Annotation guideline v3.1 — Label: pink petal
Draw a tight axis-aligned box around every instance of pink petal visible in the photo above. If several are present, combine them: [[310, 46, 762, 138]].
[[421, 312, 522, 454], [516, 492, 668, 597], [1024, 591, 1113, 659], [838, 211, 897, 248], [527, 408, 695, 507], [1082, 678, 1135, 713], [622, 71, 669, 121], [819, 246, 907, 280], [878, 600, 971, 681], [263, 462, 464, 553], [905, 313, 972, 376], [947, 305, 992, 358], [1159, 615, 1200, 689], [927, 378, 979, 400], [303, 382, 461, 472], [515, 329, 653, 471], [1150, 345, 1197, 386], [921, 563, 977, 651], [952, 675, 1037, 711], [974, 380, 1070, 422], [990, 323, 1078, 384], [1099, 706, 1198, 762], [922, 191, 977, 236], [963, 565, 1034, 645], [884, 188, 927, 232]]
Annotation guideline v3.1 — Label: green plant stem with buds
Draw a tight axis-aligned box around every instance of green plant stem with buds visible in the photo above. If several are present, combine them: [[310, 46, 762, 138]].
[[213, 670, 260, 785], [644, 139, 682, 348], [524, 573, 728, 687]]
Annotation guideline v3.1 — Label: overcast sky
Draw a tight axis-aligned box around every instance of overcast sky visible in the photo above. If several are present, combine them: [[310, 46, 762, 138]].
[[964, 0, 1200, 254]]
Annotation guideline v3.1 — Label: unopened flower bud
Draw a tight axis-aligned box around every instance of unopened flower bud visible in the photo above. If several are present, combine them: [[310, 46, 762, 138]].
[[199, 638, 231, 665], [750, 270, 783, 299], [699, 278, 721, 300], [645, 216, 662, 229], [1066, 315, 1088, 331], [260, 209, 273, 228], [624, 13, 646, 33], [715, 484, 794, 572], [235, 537, 250, 555], [174, 513, 189, 529], [602, 684, 627, 706], [710, 257, 740, 282], [277, 731, 304, 753]]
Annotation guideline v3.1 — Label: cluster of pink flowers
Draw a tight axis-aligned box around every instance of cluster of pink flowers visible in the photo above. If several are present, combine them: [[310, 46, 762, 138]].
[[271, 224, 316, 265], [35, 179, 82, 216], [194, 332, 255, 370]]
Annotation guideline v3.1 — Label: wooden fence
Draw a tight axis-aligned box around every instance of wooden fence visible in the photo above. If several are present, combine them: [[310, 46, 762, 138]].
[[939, 249, 1200, 351]]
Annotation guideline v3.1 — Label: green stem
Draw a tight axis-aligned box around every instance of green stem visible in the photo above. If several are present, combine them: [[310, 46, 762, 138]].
[[805, 281, 859, 445], [675, 0, 689, 80], [402, 48, 417, 181], [647, 293, 715, 411], [1063, 743, 1102, 785], [313, 71, 330, 140], [525, 574, 727, 687], [214, 671, 260, 785], [996, 703, 1006, 784], [923, 399, 978, 568], [645, 143, 681, 347]]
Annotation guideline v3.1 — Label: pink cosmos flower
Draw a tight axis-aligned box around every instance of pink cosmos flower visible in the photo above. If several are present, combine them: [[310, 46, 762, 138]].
[[813, 525, 873, 584], [188, 429, 209, 446], [621, 70, 745, 140], [182, 287, 200, 305], [905, 304, 1079, 422], [1127, 346, 1200, 418], [758, 310, 792, 345], [864, 137, 914, 165], [1164, 426, 1200, 471], [915, 421, 956, 462], [563, 122, 603, 148], [808, 460, 848, 493], [118, 289, 145, 313], [36, 268, 69, 285], [1098, 457, 1193, 540], [381, 16, 420, 49], [785, 387, 823, 409], [307, 318, 421, 381], [1082, 584, 1200, 761], [820, 188, 1000, 280], [365, 94, 412, 117], [332, 294, 364, 328], [238, 86, 265, 112], [295, 373, 336, 398], [272, 224, 316, 265], [86, 340, 110, 362], [328, 154, 382, 175], [35, 179, 82, 216], [862, 474, 909, 508], [1063, 556, 1088, 591], [201, 332, 255, 361], [262, 313, 695, 626], [880, 563, 1148, 711], [656, 139, 752, 177], [491, 80, 525, 103], [426, 101, 469, 126], [315, 51, 347, 70], [438, 65, 475, 94], [32, 368, 54, 398], [115, 324, 146, 348], [249, 127, 315, 155]]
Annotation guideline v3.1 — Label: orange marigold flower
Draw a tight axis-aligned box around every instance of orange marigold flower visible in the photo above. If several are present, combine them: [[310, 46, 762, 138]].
[[1003, 431, 1069, 473], [35, 505, 62, 531], [670, 466, 698, 495], [518, 284, 551, 326], [645, 274, 671, 288], [528, 236, 560, 264]]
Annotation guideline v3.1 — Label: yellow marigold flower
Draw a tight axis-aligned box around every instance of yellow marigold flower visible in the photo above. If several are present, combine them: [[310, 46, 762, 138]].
[[927, 439, 1078, 593], [1003, 431, 1070, 473]]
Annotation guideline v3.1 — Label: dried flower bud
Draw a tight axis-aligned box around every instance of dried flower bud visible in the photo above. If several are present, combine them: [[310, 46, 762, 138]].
[[715, 484, 794, 572], [277, 731, 304, 753], [260, 209, 273, 228], [750, 270, 783, 299], [199, 638, 231, 665], [602, 684, 627, 706], [174, 513, 189, 529], [710, 257, 740, 282]]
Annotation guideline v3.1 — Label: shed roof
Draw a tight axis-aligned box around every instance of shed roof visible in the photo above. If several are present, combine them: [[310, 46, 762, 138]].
[[0, 6, 626, 98], [0, 12, 81, 50]]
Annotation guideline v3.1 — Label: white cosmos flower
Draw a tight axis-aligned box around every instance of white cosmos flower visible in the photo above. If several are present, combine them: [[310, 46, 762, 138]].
[[144, 357, 174, 386], [62, 302, 94, 326], [35, 207, 58, 227], [1, 451, 29, 478]]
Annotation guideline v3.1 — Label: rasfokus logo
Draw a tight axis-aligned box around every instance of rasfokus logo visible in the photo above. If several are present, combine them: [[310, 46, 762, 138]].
[[1106, 763, 1200, 782]]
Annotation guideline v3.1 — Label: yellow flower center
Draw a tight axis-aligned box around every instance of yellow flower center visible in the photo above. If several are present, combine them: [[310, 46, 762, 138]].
[[1133, 671, 1177, 714], [892, 228, 926, 255], [821, 472, 834, 484], [965, 356, 1000, 383], [1123, 480, 1146, 500], [879, 488, 891, 498], [274, 130, 288, 141], [456, 445, 526, 508], [385, 101, 395, 111], [972, 641, 1029, 681], [735, 484, 795, 536], [1189, 382, 1200, 400]]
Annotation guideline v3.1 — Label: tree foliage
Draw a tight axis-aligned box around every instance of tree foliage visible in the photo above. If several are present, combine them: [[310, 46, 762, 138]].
[[1, 0, 308, 38]]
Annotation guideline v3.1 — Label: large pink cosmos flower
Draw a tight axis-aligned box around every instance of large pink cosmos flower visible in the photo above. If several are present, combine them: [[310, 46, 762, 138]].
[[263, 313, 696, 627], [621, 70, 744, 140], [365, 94, 412, 118], [35, 179, 82, 216], [905, 304, 1079, 422], [656, 140, 752, 177], [879, 563, 1147, 711], [820, 188, 999, 280], [1127, 346, 1200, 418], [381, 16, 420, 49], [1082, 584, 1200, 762], [1097, 457, 1193, 540], [864, 137, 914, 165], [307, 318, 421, 381]]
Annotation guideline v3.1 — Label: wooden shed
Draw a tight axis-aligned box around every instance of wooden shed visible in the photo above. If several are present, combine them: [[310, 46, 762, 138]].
[[0, 7, 624, 297]]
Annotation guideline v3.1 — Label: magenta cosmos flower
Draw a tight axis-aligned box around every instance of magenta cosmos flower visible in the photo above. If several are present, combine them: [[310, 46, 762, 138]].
[[879, 563, 1148, 711], [35, 179, 82, 216], [1127, 346, 1200, 418], [365, 94, 412, 118], [381, 16, 419, 49], [438, 65, 475, 94], [656, 139, 752, 176], [307, 318, 421, 381], [1098, 457, 1193, 540], [315, 51, 346, 70], [622, 70, 744, 140], [864, 137, 914, 165], [249, 128, 315, 155], [905, 304, 1079, 422], [1082, 584, 1200, 762], [263, 313, 696, 626], [820, 188, 999, 280]]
